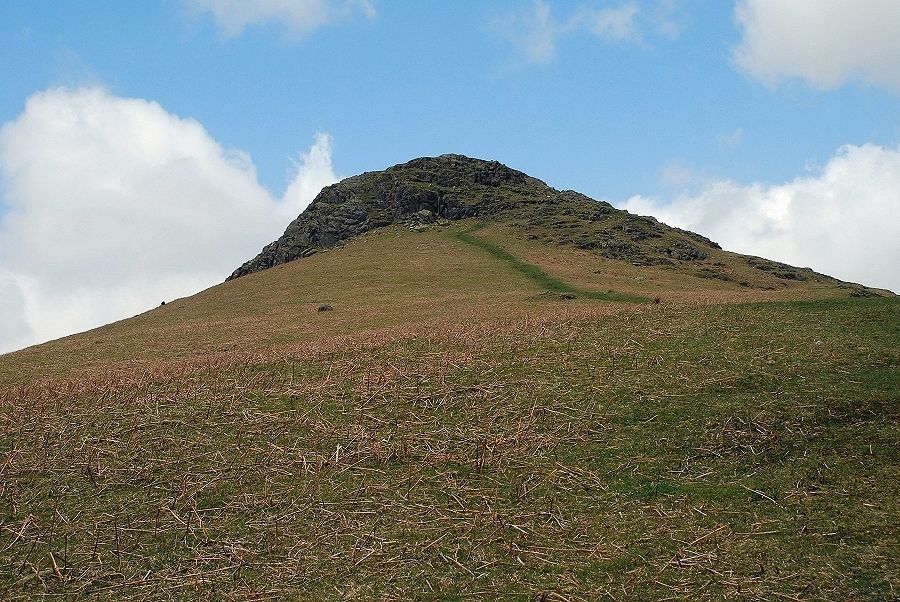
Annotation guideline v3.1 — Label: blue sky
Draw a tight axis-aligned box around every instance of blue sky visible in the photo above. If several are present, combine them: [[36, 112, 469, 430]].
[[3, 1, 897, 200], [1, 1, 899, 352]]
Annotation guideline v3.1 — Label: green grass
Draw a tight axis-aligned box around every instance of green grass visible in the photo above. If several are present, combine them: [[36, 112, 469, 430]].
[[0, 225, 862, 387], [0, 223, 895, 600], [1, 296, 897, 600], [455, 223, 649, 302]]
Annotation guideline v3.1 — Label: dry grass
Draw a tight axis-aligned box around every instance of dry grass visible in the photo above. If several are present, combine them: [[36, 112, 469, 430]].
[[1, 226, 896, 600], [0, 225, 864, 386], [479, 223, 851, 304], [1, 298, 898, 600]]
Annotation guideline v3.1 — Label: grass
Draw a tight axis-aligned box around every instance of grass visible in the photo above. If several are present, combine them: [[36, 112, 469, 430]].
[[0, 226, 860, 386], [455, 223, 648, 302], [1, 296, 897, 600], [0, 226, 896, 600]]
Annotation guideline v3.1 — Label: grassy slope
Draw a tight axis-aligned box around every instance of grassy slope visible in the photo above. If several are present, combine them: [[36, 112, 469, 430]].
[[455, 224, 647, 302], [0, 224, 857, 385], [0, 226, 541, 384], [1, 225, 897, 600]]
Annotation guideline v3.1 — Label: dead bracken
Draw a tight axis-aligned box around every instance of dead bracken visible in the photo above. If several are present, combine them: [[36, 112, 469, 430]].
[[0, 299, 896, 600]]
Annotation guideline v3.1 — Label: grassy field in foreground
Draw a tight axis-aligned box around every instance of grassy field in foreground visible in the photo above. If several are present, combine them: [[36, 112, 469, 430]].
[[1, 296, 897, 600]]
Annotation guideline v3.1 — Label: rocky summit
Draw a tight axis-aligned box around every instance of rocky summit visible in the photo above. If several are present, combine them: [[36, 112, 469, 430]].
[[228, 154, 727, 280], [227, 153, 886, 297]]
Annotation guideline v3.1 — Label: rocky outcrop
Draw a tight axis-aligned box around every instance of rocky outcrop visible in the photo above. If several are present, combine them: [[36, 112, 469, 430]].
[[228, 154, 726, 280], [228, 155, 543, 279]]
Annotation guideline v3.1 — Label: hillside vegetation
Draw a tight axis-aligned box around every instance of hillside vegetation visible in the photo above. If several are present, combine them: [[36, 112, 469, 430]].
[[0, 217, 875, 387], [228, 155, 873, 296], [1, 164, 897, 600]]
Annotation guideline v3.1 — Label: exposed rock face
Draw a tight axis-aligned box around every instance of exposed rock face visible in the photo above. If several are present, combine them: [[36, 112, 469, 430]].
[[229, 155, 536, 279], [228, 154, 724, 280]]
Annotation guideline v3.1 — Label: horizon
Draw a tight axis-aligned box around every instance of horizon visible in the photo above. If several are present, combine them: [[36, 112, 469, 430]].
[[2, 0, 900, 353]]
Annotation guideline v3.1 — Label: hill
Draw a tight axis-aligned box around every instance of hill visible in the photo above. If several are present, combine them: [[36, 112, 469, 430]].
[[0, 156, 897, 600], [229, 155, 875, 295]]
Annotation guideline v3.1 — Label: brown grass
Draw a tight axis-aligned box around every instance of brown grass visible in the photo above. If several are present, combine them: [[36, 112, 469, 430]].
[[1, 226, 895, 600], [0, 225, 860, 387]]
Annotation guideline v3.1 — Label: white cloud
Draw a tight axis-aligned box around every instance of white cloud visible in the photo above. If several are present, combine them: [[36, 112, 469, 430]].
[[281, 132, 337, 223], [496, 0, 682, 64], [734, 0, 900, 93], [575, 2, 641, 43], [497, 0, 562, 64], [0, 272, 32, 354], [188, 0, 375, 38], [0, 87, 337, 353], [620, 143, 900, 293], [649, 0, 686, 39]]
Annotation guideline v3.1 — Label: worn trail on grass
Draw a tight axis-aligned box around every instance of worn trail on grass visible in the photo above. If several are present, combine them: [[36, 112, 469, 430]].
[[454, 223, 647, 302]]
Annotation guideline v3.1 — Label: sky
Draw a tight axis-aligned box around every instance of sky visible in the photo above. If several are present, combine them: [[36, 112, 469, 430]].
[[1, 0, 899, 354]]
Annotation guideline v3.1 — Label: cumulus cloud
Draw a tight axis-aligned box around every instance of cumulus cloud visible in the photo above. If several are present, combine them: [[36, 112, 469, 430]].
[[187, 0, 375, 38], [0, 87, 337, 353], [620, 143, 900, 292], [0, 272, 32, 354], [280, 132, 337, 223], [733, 0, 900, 93], [495, 0, 682, 64]]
